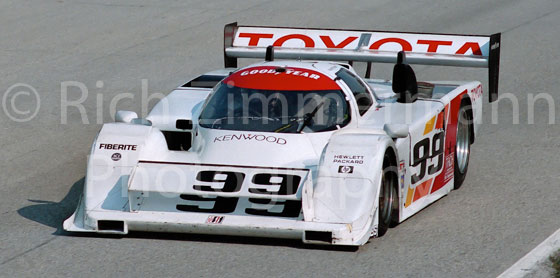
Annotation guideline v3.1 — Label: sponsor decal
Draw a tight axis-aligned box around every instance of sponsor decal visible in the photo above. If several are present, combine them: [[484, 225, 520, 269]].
[[111, 153, 121, 161], [213, 134, 287, 145], [470, 84, 483, 100], [240, 68, 321, 80], [235, 29, 486, 56], [399, 160, 406, 189], [333, 155, 364, 164], [206, 216, 224, 224], [444, 152, 454, 182], [223, 66, 339, 91], [338, 165, 354, 174], [99, 143, 137, 151]]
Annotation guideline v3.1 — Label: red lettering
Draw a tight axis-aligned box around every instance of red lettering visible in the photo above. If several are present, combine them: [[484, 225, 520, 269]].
[[319, 36, 358, 49], [417, 40, 452, 53], [238, 33, 273, 46], [369, 38, 412, 51], [273, 34, 315, 48], [455, 42, 482, 56]]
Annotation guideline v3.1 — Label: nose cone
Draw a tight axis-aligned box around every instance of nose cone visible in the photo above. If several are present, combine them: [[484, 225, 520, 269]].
[[196, 128, 323, 168]]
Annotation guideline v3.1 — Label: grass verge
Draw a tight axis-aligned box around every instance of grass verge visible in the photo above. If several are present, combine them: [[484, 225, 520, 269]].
[[549, 250, 560, 278]]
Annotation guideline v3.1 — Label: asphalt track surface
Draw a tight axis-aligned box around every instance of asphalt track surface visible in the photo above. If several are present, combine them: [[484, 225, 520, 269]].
[[2, 0, 560, 277]]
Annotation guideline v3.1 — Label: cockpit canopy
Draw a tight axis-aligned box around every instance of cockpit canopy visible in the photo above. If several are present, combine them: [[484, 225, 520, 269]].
[[199, 66, 351, 133]]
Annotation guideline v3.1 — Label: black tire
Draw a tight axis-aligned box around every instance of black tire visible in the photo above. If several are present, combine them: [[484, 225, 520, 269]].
[[453, 105, 471, 190], [378, 154, 398, 237]]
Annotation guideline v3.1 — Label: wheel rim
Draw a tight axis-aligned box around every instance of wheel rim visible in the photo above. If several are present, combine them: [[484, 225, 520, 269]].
[[456, 110, 470, 174], [379, 170, 393, 225]]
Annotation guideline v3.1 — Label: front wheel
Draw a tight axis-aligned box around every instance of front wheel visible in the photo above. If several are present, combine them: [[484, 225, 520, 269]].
[[453, 105, 471, 190], [378, 155, 398, 237]]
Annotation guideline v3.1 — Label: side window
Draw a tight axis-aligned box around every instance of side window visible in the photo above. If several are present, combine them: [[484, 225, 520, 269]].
[[336, 68, 374, 115]]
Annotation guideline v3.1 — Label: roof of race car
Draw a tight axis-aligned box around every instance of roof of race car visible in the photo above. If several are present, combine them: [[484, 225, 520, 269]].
[[222, 61, 346, 91]]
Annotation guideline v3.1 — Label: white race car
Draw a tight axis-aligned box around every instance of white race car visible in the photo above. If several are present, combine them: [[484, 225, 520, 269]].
[[64, 23, 501, 246]]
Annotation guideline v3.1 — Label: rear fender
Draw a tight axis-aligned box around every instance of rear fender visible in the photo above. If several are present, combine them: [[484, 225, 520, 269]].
[[438, 81, 482, 142], [466, 81, 483, 142]]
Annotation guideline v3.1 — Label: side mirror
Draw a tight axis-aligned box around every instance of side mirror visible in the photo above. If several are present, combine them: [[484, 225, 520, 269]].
[[384, 123, 409, 138], [131, 118, 152, 126], [115, 110, 138, 123]]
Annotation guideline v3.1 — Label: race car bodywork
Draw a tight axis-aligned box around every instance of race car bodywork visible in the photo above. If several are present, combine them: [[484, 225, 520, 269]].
[[64, 23, 501, 246]]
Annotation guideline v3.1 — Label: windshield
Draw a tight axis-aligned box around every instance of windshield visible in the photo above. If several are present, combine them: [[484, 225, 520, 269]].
[[199, 83, 350, 133]]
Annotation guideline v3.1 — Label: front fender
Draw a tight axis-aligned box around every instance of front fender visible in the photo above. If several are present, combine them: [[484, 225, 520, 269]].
[[64, 123, 168, 231], [307, 128, 397, 240]]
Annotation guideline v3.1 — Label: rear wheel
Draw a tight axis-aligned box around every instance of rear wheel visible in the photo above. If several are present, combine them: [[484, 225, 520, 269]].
[[378, 155, 398, 237], [453, 105, 471, 189]]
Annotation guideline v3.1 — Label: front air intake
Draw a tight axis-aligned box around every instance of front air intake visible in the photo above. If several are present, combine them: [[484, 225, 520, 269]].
[[305, 231, 332, 244], [98, 220, 125, 232]]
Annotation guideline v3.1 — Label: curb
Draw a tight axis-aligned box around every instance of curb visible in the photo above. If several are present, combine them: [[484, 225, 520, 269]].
[[497, 228, 560, 278]]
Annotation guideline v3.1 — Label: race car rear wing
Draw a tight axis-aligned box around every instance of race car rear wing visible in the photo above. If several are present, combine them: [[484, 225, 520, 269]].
[[223, 22, 501, 102]]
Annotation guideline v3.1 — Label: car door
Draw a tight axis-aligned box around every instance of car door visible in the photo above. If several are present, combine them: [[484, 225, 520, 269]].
[[403, 100, 447, 210]]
